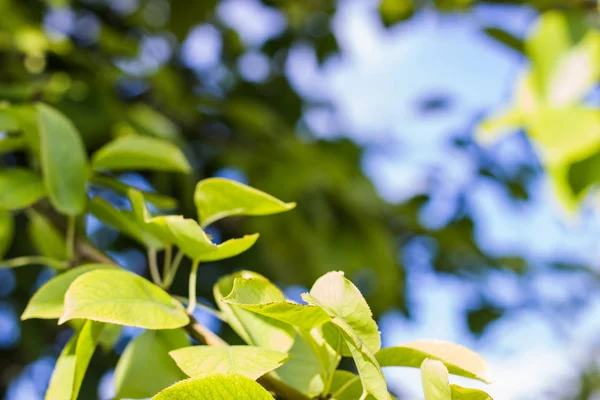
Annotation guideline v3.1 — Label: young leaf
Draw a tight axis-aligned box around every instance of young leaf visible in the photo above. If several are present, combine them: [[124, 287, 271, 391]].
[[0, 168, 46, 210], [375, 340, 489, 383], [302, 271, 381, 354], [152, 374, 274, 400], [214, 271, 295, 352], [28, 210, 67, 260], [149, 215, 258, 262], [60, 269, 189, 329], [37, 103, 88, 216], [302, 271, 387, 400], [170, 345, 288, 380], [22, 264, 113, 320], [91, 134, 191, 173], [115, 329, 189, 399], [421, 359, 452, 400], [223, 278, 330, 330], [194, 177, 296, 227], [88, 197, 165, 249], [45, 320, 104, 400], [450, 385, 493, 400], [0, 210, 14, 259]]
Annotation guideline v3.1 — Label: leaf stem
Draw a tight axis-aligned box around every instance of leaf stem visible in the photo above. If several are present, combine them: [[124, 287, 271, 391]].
[[187, 259, 200, 313], [66, 216, 76, 261], [164, 249, 184, 288], [163, 245, 172, 283], [147, 248, 161, 285], [0, 256, 69, 270]]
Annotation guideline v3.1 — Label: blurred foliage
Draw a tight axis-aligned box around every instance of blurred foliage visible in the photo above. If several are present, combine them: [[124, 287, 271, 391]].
[[0, 0, 598, 398]]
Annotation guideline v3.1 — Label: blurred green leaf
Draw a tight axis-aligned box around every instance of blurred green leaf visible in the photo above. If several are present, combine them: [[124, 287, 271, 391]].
[[37, 103, 88, 216], [91, 134, 191, 173], [483, 28, 525, 54], [0, 210, 14, 259], [421, 359, 451, 400], [0, 168, 46, 210], [28, 210, 67, 260], [115, 329, 189, 399]]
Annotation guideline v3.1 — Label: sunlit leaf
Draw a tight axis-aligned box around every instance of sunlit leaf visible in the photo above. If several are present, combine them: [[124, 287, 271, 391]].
[[22, 264, 113, 320], [375, 340, 489, 383], [60, 269, 189, 329], [302, 271, 381, 354], [170, 345, 288, 380], [421, 359, 452, 400], [214, 271, 295, 352], [199, 234, 259, 262], [194, 177, 296, 227], [45, 320, 104, 400], [328, 370, 394, 400], [37, 103, 88, 216], [115, 329, 189, 399], [0, 210, 14, 259], [98, 323, 122, 352], [451, 385, 493, 400], [223, 278, 330, 330], [92, 134, 191, 173], [152, 374, 274, 400], [0, 168, 46, 210]]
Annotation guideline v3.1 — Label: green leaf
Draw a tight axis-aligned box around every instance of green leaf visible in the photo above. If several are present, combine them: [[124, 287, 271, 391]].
[[450, 385, 493, 400], [378, 0, 413, 27], [98, 323, 122, 352], [91, 134, 191, 173], [45, 320, 104, 400], [302, 271, 381, 354], [91, 174, 178, 209], [0, 168, 46, 210], [328, 370, 392, 400], [152, 374, 274, 400], [476, 107, 522, 147], [214, 271, 295, 352], [421, 359, 452, 400], [525, 11, 571, 95], [194, 177, 296, 227], [273, 331, 325, 396], [170, 345, 288, 380], [302, 271, 386, 400], [148, 215, 258, 261], [375, 340, 489, 383], [60, 269, 189, 329], [0, 210, 14, 259], [37, 103, 88, 216], [223, 278, 330, 330], [483, 28, 525, 54], [22, 264, 113, 320], [527, 107, 600, 167], [115, 329, 189, 399], [28, 210, 67, 260], [0, 135, 27, 155], [88, 196, 165, 249]]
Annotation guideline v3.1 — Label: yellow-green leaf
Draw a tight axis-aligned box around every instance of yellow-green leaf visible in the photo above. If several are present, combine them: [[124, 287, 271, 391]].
[[45, 320, 104, 400], [0, 168, 46, 210], [421, 359, 452, 400], [60, 269, 189, 329], [22, 264, 113, 320], [194, 177, 296, 227], [328, 370, 393, 400], [214, 271, 295, 352], [148, 216, 216, 259], [37, 103, 88, 216], [91, 134, 191, 173], [302, 271, 381, 354], [170, 345, 288, 380], [451, 385, 493, 400], [223, 278, 330, 330], [115, 329, 189, 399], [152, 374, 274, 400], [375, 340, 489, 383]]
